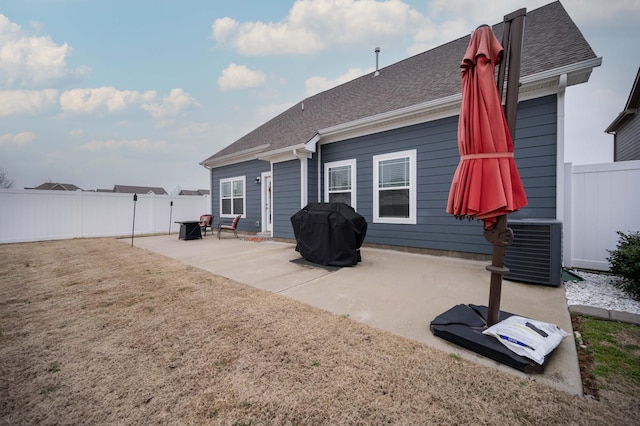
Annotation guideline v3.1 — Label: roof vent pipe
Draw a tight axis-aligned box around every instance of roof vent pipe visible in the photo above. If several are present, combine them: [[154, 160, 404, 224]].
[[374, 47, 380, 77]]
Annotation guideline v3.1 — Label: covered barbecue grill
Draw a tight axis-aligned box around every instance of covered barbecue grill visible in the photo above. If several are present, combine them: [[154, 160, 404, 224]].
[[291, 203, 367, 267]]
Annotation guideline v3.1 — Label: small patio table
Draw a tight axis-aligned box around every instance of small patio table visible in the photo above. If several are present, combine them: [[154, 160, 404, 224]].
[[175, 221, 202, 240]]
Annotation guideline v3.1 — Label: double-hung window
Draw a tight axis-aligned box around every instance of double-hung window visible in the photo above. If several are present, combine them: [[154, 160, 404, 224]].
[[324, 159, 356, 208], [373, 149, 416, 224], [220, 176, 245, 218]]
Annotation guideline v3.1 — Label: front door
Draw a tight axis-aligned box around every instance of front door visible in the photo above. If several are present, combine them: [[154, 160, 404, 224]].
[[261, 172, 272, 234]]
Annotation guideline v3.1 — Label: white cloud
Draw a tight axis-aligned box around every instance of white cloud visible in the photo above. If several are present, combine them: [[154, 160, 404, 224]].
[[305, 67, 372, 97], [0, 89, 58, 116], [59, 87, 157, 115], [0, 14, 89, 88], [69, 129, 83, 137], [212, 0, 425, 56], [0, 131, 36, 146], [211, 17, 239, 45], [75, 138, 164, 153], [141, 88, 200, 119], [211, 0, 640, 59], [217, 64, 266, 91], [60, 87, 198, 119]]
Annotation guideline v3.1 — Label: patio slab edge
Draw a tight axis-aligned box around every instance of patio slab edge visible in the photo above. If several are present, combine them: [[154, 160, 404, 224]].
[[569, 305, 640, 326]]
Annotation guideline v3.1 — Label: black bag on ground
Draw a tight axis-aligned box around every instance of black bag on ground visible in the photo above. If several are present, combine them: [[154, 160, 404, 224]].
[[290, 203, 367, 266]]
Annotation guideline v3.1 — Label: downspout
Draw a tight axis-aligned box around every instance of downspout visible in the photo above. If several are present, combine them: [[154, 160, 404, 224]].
[[317, 145, 322, 202], [293, 149, 309, 208], [557, 73, 569, 266], [557, 73, 567, 222]]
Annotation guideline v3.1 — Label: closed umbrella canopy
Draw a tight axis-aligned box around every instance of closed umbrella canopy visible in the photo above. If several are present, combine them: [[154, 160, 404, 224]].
[[446, 25, 527, 230]]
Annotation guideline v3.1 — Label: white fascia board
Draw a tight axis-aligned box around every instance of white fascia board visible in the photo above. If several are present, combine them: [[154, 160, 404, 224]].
[[255, 144, 310, 163], [200, 144, 271, 169], [254, 134, 319, 163], [304, 133, 320, 152], [203, 58, 602, 168], [317, 57, 602, 145], [318, 94, 462, 144], [520, 57, 602, 87]]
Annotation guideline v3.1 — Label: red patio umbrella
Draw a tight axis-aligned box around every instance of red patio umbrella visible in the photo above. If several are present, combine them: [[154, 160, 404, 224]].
[[447, 24, 527, 230], [446, 18, 528, 326]]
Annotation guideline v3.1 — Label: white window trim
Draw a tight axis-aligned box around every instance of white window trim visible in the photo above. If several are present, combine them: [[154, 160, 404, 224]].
[[372, 149, 417, 224], [219, 176, 246, 218], [324, 159, 357, 209]]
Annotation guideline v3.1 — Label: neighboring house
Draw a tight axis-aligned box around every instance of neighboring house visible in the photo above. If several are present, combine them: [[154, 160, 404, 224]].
[[200, 1, 601, 259], [179, 189, 210, 196], [27, 182, 83, 191], [605, 67, 640, 161], [112, 185, 168, 195]]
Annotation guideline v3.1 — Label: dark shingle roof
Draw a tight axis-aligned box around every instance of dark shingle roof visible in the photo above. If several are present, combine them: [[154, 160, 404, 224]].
[[203, 1, 597, 164], [179, 189, 210, 196], [31, 182, 83, 191], [113, 185, 168, 195]]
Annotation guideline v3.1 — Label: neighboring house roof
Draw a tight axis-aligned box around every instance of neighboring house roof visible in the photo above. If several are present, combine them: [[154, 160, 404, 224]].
[[201, 1, 600, 168], [605, 67, 640, 134], [113, 185, 168, 195], [29, 182, 83, 191], [179, 189, 210, 196]]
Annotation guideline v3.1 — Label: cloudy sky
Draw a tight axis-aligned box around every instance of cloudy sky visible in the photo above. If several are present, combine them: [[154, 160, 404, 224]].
[[1, 0, 638, 192]]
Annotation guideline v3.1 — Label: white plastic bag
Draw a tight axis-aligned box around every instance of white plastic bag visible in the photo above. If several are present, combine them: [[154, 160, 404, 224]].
[[482, 315, 569, 364]]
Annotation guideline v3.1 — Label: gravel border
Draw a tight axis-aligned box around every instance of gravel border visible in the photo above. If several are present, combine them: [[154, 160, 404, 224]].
[[563, 270, 640, 316]]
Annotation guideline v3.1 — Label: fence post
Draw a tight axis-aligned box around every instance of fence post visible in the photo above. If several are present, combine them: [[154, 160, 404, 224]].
[[131, 194, 138, 247], [563, 163, 573, 269], [75, 190, 83, 238], [169, 200, 173, 234]]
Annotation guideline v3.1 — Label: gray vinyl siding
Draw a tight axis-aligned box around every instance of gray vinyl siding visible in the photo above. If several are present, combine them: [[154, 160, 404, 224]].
[[210, 159, 270, 234], [273, 160, 301, 239], [615, 114, 640, 161], [510, 95, 558, 219], [319, 95, 558, 255]]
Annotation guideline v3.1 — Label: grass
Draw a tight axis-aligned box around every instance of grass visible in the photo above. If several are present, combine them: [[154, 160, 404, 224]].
[[580, 317, 640, 383], [572, 314, 640, 399], [2, 238, 640, 425]]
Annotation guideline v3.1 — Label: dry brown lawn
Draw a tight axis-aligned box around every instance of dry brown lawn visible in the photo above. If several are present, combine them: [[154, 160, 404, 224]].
[[1, 238, 637, 425]]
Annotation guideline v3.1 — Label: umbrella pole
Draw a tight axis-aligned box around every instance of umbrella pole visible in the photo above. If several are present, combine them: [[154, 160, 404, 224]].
[[485, 9, 525, 327], [485, 214, 512, 325]]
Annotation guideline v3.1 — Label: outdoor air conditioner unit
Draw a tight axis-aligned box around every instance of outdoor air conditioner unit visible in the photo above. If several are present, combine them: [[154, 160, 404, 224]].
[[504, 219, 562, 286]]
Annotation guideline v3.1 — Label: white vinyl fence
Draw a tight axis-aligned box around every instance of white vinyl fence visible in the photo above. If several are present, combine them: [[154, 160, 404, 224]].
[[565, 160, 640, 271], [2, 161, 639, 271], [0, 189, 210, 244]]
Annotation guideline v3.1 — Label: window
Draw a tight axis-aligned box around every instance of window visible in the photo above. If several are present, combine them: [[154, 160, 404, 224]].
[[373, 150, 416, 224], [220, 176, 245, 217], [324, 159, 356, 207]]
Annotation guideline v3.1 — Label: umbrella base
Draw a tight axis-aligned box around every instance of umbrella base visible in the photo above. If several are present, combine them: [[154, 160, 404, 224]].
[[430, 304, 552, 374]]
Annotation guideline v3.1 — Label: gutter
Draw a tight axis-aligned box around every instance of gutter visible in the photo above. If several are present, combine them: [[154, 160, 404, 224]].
[[318, 93, 462, 139], [200, 144, 270, 169], [254, 134, 319, 163], [605, 110, 636, 134], [519, 57, 602, 87], [203, 56, 602, 168]]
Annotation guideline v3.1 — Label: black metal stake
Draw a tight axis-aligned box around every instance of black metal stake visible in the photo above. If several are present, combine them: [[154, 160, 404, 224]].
[[169, 201, 173, 234], [131, 193, 138, 247]]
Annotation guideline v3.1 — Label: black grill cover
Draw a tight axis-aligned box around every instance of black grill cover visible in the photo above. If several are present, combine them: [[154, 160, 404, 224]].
[[291, 203, 367, 266]]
